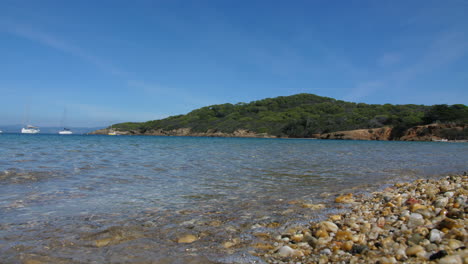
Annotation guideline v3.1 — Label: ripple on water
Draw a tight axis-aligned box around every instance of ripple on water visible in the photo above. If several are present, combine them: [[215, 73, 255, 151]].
[[0, 134, 467, 262]]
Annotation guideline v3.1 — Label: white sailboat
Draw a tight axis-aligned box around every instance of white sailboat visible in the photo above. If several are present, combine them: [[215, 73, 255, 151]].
[[21, 125, 40, 134], [21, 103, 40, 134], [58, 108, 73, 135], [58, 128, 73, 135]]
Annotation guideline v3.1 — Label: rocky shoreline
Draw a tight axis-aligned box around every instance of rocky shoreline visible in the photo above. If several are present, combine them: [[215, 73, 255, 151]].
[[258, 174, 467, 264], [90, 123, 467, 142]]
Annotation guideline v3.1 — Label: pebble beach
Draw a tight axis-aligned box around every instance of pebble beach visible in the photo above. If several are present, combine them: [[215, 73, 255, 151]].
[[260, 174, 467, 264]]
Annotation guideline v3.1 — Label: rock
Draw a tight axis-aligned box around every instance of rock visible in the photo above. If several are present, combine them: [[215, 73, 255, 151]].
[[446, 209, 463, 219], [342, 241, 354, 251], [253, 243, 274, 250], [429, 229, 443, 243], [321, 221, 338, 233], [395, 245, 408, 260], [304, 233, 317, 247], [444, 192, 454, 198], [425, 243, 438, 252], [222, 238, 239, 248], [95, 237, 113, 247], [379, 256, 397, 264], [429, 250, 448, 260], [320, 248, 332, 255], [302, 203, 325, 210], [335, 193, 354, 203], [23, 260, 44, 264], [406, 245, 425, 256], [277, 245, 303, 257], [335, 230, 353, 240], [315, 228, 329, 238], [448, 239, 463, 250], [177, 234, 197, 243], [438, 218, 460, 230], [350, 244, 368, 255], [435, 197, 449, 208], [291, 234, 304, 243], [377, 217, 386, 227], [438, 255, 462, 264], [407, 213, 424, 228], [408, 233, 424, 245]]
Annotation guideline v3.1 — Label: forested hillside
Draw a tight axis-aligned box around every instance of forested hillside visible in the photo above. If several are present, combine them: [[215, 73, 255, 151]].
[[112, 94, 467, 138]]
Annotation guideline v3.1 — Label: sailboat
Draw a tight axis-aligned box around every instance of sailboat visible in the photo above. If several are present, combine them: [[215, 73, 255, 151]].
[[58, 108, 73, 135], [58, 128, 73, 135], [21, 103, 40, 134], [21, 125, 40, 134]]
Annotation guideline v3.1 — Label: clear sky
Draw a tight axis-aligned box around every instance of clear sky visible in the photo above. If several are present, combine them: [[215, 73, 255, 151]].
[[1, 0, 467, 127]]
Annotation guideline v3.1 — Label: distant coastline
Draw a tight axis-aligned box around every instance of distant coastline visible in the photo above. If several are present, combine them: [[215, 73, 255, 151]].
[[91, 93, 467, 141], [89, 123, 467, 142]]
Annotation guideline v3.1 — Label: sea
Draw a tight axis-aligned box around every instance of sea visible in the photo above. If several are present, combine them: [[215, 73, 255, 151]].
[[0, 134, 467, 263]]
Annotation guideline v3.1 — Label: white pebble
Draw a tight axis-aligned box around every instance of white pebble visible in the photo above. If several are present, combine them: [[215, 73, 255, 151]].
[[278, 246, 295, 257], [429, 229, 443, 243], [438, 255, 462, 264]]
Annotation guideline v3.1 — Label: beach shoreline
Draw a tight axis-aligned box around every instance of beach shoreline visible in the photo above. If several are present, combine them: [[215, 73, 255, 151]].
[[258, 174, 467, 264]]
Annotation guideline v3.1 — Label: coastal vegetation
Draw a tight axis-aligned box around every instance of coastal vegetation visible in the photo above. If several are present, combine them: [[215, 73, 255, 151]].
[[111, 93, 467, 139]]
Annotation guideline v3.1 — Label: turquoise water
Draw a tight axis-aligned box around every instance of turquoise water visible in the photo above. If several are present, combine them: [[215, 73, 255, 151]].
[[1, 134, 467, 263]]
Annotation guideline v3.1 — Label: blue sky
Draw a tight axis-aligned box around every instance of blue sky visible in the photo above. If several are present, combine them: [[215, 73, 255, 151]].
[[1, 0, 467, 127]]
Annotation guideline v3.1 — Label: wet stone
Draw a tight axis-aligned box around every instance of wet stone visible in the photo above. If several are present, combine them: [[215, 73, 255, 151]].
[[429, 250, 448, 260], [350, 244, 368, 255], [177, 234, 198, 243], [408, 233, 424, 245]]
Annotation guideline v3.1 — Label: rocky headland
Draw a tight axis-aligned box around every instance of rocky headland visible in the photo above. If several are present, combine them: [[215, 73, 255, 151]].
[[319, 123, 467, 141]]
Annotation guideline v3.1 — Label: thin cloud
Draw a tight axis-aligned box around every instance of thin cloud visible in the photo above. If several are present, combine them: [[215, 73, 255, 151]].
[[345, 30, 468, 103], [0, 20, 127, 76], [392, 30, 468, 85]]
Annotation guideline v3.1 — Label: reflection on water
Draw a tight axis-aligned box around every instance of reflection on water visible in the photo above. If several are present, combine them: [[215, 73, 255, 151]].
[[0, 134, 467, 263]]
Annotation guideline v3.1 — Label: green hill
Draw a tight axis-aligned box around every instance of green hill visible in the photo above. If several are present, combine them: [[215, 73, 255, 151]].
[[112, 93, 467, 138]]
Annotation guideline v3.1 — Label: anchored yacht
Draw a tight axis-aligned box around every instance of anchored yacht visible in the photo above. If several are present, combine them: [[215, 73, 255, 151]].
[[21, 125, 40, 134], [58, 128, 73, 135]]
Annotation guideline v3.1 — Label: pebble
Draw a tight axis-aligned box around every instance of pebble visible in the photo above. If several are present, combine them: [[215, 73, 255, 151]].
[[435, 197, 449, 208], [438, 255, 462, 264], [177, 234, 197, 243], [407, 213, 424, 228], [277, 246, 303, 257], [430, 229, 443, 243], [321, 221, 338, 233], [406, 245, 425, 256], [278, 246, 294, 257], [335, 193, 354, 203]]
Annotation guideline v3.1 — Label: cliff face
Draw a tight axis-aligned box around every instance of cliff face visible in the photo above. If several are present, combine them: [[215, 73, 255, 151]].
[[319, 123, 466, 141], [318, 127, 392, 141], [399, 123, 466, 141]]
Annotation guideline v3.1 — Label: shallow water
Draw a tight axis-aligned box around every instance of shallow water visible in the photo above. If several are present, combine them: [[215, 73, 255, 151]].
[[0, 134, 467, 263]]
